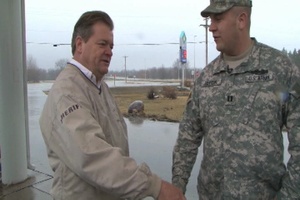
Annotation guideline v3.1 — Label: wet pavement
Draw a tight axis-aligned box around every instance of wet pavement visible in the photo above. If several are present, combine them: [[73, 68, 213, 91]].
[[0, 82, 54, 200], [0, 169, 53, 200]]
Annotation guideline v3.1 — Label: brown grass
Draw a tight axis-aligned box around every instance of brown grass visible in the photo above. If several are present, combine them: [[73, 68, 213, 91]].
[[111, 86, 190, 122]]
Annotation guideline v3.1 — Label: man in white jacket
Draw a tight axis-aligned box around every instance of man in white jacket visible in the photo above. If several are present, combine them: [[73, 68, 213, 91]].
[[40, 10, 185, 200]]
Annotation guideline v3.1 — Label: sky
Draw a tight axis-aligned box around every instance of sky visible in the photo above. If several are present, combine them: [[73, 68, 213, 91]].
[[25, 0, 300, 72]]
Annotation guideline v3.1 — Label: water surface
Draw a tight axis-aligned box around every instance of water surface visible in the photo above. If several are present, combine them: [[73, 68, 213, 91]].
[[27, 82, 289, 200]]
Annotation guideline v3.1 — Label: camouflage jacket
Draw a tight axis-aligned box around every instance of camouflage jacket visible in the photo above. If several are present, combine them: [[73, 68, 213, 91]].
[[172, 39, 300, 200]]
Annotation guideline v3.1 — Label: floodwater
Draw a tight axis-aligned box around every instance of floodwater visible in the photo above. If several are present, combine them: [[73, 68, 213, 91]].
[[27, 81, 202, 199], [27, 81, 290, 200]]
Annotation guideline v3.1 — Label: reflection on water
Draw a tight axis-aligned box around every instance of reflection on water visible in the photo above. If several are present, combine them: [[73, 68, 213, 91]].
[[28, 82, 53, 174], [126, 118, 202, 200], [27, 82, 201, 199], [27, 82, 290, 200], [127, 116, 145, 125]]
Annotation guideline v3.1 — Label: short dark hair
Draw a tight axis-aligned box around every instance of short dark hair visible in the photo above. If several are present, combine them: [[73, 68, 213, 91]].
[[71, 11, 114, 55]]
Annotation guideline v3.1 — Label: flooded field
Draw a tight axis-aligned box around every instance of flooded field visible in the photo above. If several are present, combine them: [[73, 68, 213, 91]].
[[27, 81, 290, 200]]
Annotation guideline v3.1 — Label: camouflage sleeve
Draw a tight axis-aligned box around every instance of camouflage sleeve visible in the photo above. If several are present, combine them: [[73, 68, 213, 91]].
[[278, 65, 300, 199], [172, 83, 203, 193]]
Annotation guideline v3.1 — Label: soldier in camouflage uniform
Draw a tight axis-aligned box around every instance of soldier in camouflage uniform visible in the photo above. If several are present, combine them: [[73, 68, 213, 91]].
[[172, 0, 300, 199]]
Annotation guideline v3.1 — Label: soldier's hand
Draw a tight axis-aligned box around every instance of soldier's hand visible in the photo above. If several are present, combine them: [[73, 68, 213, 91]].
[[158, 180, 186, 200]]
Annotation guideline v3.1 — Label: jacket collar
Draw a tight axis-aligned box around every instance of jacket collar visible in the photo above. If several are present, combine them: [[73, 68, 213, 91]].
[[212, 38, 267, 76]]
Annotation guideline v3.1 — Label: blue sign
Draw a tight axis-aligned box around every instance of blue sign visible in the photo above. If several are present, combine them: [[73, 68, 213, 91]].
[[179, 31, 187, 63]]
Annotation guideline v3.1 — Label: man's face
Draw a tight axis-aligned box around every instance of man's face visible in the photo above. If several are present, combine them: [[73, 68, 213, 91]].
[[208, 9, 240, 56], [76, 22, 114, 81]]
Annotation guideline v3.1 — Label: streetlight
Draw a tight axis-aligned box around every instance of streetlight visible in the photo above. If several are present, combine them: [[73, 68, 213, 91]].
[[144, 58, 147, 80], [123, 56, 128, 83]]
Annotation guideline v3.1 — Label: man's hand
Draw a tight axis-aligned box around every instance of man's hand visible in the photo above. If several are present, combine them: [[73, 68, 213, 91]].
[[158, 180, 186, 200]]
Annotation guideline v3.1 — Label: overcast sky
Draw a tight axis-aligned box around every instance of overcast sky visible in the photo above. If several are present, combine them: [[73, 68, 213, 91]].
[[25, 0, 300, 72]]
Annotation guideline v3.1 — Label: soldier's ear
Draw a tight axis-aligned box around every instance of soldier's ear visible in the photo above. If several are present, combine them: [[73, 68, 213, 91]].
[[237, 11, 248, 30]]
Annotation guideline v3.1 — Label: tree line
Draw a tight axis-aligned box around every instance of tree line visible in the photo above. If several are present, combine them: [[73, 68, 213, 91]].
[[107, 59, 195, 80], [26, 56, 195, 82], [282, 48, 300, 67], [26, 48, 300, 82], [26, 56, 68, 82]]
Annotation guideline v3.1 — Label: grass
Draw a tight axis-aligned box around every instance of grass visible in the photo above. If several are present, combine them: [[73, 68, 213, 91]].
[[111, 86, 190, 122]]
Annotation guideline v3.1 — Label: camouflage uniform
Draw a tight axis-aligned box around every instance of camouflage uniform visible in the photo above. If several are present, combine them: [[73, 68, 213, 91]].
[[172, 39, 300, 199]]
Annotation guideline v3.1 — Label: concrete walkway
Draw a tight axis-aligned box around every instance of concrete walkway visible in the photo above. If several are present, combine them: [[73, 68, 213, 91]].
[[0, 83, 55, 199], [0, 169, 53, 200]]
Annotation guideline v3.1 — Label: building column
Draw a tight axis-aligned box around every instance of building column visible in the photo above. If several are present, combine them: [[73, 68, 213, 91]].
[[0, 0, 28, 184]]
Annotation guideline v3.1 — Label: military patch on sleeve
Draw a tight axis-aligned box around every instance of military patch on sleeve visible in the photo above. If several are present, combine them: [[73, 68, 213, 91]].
[[60, 104, 81, 123], [245, 73, 274, 83]]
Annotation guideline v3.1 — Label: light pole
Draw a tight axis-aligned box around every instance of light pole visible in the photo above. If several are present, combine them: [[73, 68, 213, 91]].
[[193, 35, 197, 80], [144, 58, 147, 80], [123, 56, 128, 83], [200, 17, 209, 67]]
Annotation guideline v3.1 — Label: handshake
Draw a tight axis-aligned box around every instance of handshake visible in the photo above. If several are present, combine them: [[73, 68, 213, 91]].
[[158, 180, 186, 200]]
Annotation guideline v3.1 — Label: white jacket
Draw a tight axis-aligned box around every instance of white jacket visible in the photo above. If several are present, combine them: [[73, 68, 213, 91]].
[[40, 64, 161, 200]]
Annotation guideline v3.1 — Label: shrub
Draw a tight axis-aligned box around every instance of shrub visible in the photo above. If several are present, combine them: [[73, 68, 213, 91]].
[[184, 79, 193, 88], [147, 87, 157, 99], [162, 86, 177, 99]]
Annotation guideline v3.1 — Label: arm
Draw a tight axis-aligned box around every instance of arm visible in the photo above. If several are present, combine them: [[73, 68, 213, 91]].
[[278, 66, 300, 199], [172, 85, 203, 193]]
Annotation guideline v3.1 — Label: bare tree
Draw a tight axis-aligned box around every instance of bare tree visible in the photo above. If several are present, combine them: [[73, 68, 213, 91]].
[[27, 55, 38, 69], [55, 58, 69, 70], [44, 58, 69, 80], [27, 55, 42, 82], [172, 58, 181, 80]]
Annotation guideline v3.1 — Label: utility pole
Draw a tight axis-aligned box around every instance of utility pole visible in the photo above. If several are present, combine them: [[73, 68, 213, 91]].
[[200, 17, 209, 66], [123, 56, 128, 83], [193, 35, 197, 80], [144, 58, 147, 80]]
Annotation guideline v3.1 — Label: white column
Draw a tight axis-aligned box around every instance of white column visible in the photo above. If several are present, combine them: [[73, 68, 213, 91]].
[[0, 0, 28, 184]]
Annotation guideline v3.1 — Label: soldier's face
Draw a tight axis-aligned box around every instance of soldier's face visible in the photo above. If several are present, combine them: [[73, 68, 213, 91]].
[[208, 9, 240, 55]]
